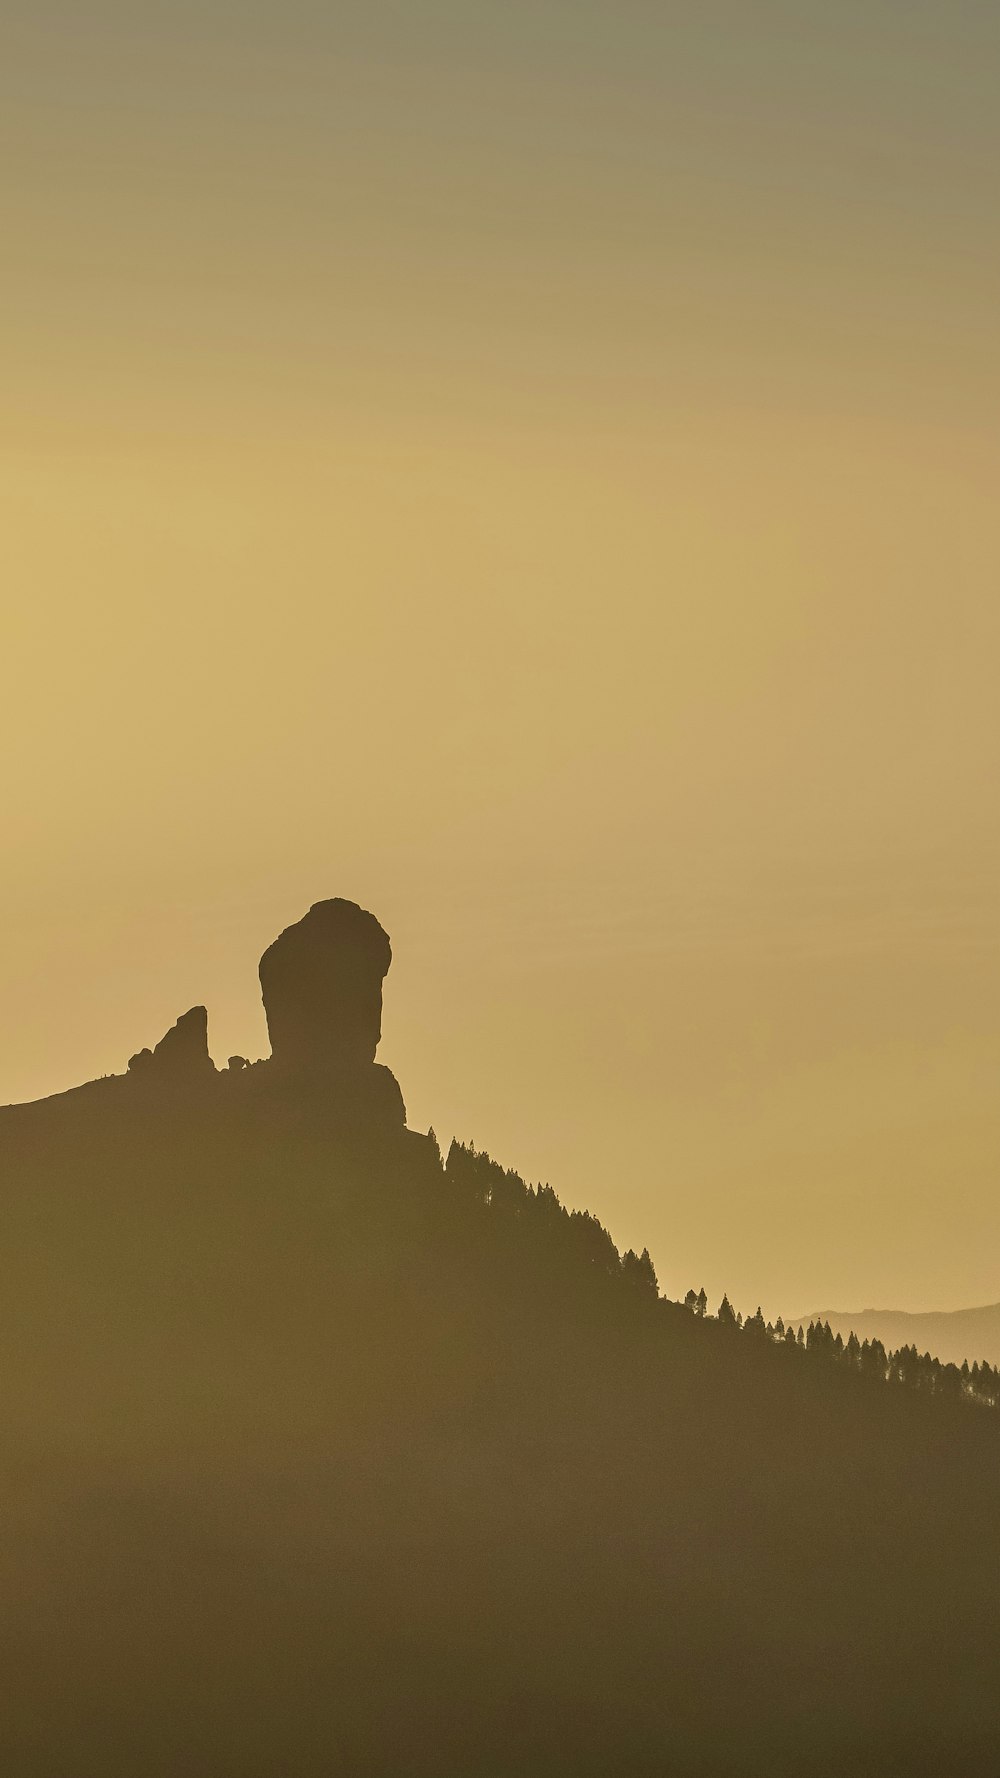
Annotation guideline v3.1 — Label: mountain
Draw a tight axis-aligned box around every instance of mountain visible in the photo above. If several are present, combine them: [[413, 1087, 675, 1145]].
[[793, 1303, 1000, 1368], [2, 897, 1000, 1777]]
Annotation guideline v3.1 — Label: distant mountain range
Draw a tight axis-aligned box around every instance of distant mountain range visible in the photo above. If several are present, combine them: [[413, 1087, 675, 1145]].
[[792, 1302, 1000, 1368]]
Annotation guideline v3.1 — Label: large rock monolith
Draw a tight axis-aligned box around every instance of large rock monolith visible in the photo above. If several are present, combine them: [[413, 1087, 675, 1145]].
[[258, 899, 393, 1075]]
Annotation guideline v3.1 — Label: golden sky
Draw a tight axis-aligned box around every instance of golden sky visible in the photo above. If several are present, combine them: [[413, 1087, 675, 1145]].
[[3, 1, 999, 1316]]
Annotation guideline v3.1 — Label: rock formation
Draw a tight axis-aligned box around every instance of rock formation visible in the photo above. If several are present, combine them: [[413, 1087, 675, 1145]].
[[127, 1006, 215, 1081], [4, 899, 408, 1138], [258, 899, 392, 1074], [256, 898, 405, 1130]]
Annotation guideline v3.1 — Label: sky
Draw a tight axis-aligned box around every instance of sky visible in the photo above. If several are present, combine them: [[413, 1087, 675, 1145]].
[[2, 0, 999, 1318]]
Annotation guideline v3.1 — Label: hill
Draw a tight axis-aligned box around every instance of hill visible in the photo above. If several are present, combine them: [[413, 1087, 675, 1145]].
[[2, 898, 999, 1777], [792, 1302, 1000, 1369]]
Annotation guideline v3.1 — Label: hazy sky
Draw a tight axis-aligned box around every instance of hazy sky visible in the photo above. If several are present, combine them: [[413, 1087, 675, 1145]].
[[3, 1, 998, 1316]]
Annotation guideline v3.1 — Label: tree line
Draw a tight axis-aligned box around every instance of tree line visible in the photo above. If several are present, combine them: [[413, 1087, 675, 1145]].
[[440, 1136, 998, 1413], [682, 1289, 1000, 1406]]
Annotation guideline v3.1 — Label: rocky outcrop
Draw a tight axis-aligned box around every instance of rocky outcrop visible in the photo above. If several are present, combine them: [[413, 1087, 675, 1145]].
[[128, 1006, 215, 1081], [258, 899, 392, 1074], [6, 900, 406, 1141], [255, 899, 406, 1133]]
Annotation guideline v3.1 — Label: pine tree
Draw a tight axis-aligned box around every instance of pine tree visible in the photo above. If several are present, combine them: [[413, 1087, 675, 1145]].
[[623, 1249, 658, 1296]]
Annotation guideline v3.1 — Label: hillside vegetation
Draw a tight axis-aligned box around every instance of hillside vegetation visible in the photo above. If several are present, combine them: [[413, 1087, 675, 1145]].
[[791, 1300, 1000, 1370], [1, 1081, 999, 1777]]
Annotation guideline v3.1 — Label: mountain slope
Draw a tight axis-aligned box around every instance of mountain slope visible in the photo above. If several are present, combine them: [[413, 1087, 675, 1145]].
[[3, 899, 999, 1777], [2, 1082, 999, 1776]]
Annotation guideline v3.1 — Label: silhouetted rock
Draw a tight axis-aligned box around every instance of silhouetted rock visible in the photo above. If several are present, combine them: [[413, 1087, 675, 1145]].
[[259, 899, 392, 1074], [5, 898, 406, 1139], [128, 1006, 214, 1081]]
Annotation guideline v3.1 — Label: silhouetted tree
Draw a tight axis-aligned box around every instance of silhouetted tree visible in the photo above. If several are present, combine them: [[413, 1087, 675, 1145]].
[[623, 1248, 658, 1296]]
